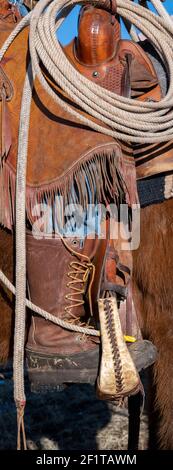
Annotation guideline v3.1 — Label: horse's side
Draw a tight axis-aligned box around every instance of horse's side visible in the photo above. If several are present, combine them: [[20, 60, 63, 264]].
[[133, 198, 173, 449], [133, 40, 173, 449]]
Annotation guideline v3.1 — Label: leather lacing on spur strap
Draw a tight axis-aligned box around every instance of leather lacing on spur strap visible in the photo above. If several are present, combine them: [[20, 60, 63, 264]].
[[61, 236, 96, 326]]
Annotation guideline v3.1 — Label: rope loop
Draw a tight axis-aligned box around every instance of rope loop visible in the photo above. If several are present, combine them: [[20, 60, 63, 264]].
[[27, 0, 173, 144]]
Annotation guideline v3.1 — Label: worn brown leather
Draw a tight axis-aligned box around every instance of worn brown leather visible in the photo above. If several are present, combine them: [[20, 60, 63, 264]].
[[26, 231, 102, 356], [0, 0, 21, 24], [0, 18, 140, 229], [0, 51, 157, 228], [0, 64, 13, 159], [66, 38, 132, 96], [100, 223, 142, 339], [0, 4, 168, 201], [132, 50, 173, 180], [135, 140, 173, 179]]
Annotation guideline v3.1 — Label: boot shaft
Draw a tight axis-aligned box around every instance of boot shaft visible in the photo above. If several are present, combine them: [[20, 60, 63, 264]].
[[26, 230, 102, 355], [26, 231, 98, 320]]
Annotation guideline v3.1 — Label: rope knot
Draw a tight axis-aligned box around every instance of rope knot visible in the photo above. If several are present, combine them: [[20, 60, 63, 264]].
[[16, 400, 27, 450]]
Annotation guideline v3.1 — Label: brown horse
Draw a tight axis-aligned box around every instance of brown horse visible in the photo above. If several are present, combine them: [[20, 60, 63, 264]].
[[0, 0, 173, 450], [132, 198, 173, 449]]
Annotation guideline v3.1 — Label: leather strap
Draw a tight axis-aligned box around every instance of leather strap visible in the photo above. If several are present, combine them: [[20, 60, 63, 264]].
[[103, 241, 131, 301], [0, 64, 13, 101], [120, 52, 133, 98], [0, 65, 13, 159], [1, 89, 11, 158]]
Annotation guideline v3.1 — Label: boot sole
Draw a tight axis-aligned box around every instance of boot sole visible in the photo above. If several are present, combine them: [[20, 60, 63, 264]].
[[25, 348, 100, 392], [25, 340, 157, 393]]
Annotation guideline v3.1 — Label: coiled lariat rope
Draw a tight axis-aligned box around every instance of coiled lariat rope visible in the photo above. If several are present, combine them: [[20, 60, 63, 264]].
[[29, 0, 173, 144], [0, 0, 173, 449]]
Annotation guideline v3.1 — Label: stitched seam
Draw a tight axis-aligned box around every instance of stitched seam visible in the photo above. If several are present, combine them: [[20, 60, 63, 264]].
[[104, 298, 124, 393]]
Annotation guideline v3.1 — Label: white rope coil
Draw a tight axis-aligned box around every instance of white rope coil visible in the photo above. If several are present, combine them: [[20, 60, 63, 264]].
[[28, 0, 173, 144], [1, 1, 173, 144]]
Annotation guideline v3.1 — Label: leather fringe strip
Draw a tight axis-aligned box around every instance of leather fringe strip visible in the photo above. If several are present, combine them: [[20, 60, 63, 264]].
[[0, 150, 138, 230]]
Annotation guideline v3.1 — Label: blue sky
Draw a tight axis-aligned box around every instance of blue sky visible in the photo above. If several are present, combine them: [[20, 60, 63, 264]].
[[57, 0, 173, 45]]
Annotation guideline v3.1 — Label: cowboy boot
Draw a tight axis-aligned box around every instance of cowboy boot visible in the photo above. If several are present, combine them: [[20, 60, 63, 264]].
[[25, 230, 105, 389], [25, 228, 156, 392]]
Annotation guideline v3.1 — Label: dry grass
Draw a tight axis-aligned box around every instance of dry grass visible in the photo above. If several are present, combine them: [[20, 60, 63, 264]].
[[0, 367, 148, 450]]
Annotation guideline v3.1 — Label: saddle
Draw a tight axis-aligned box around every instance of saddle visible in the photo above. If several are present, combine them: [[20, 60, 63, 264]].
[[0, 2, 160, 398], [0, 8, 167, 230]]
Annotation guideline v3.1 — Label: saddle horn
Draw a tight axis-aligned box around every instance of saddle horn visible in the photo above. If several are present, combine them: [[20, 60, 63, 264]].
[[75, 5, 120, 66]]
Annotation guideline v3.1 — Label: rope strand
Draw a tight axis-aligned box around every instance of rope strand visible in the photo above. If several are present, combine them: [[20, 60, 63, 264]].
[[0, 268, 100, 336]]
